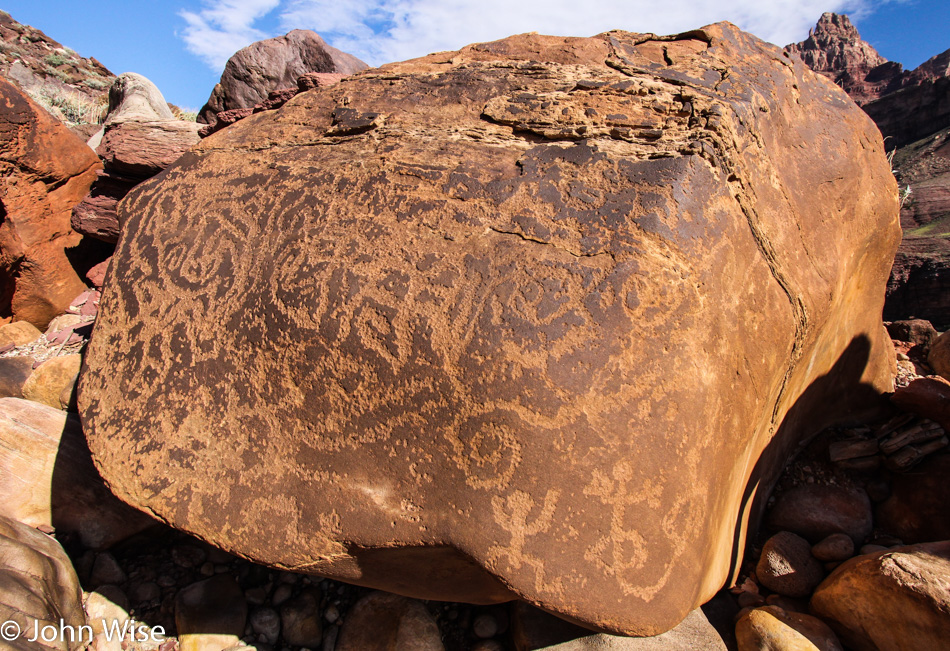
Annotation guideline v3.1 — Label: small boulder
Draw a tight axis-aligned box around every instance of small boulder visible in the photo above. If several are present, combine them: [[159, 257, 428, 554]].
[[84, 585, 131, 637], [279, 586, 322, 647], [876, 453, 950, 543], [0, 321, 42, 347], [0, 356, 36, 398], [767, 485, 873, 545], [22, 354, 82, 410], [175, 575, 247, 651], [885, 319, 938, 349], [928, 330, 950, 380], [891, 376, 950, 431], [810, 541, 950, 650], [96, 120, 201, 179], [0, 515, 86, 651], [811, 533, 854, 562], [756, 532, 826, 598], [86, 257, 112, 289], [735, 606, 842, 651], [104, 72, 176, 123], [336, 591, 444, 651]]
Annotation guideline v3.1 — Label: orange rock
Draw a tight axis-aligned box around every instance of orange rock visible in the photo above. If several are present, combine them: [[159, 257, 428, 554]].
[[81, 23, 899, 635], [811, 542, 950, 650], [0, 77, 100, 328]]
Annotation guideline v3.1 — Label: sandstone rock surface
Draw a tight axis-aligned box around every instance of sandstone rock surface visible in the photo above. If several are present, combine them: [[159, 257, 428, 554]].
[[0, 397, 154, 548], [735, 606, 842, 651], [81, 24, 899, 635], [197, 29, 368, 124], [0, 514, 86, 651], [810, 541, 950, 650], [0, 77, 100, 328]]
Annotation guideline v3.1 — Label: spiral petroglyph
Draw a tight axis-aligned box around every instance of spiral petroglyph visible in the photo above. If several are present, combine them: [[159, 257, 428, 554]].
[[81, 24, 899, 635]]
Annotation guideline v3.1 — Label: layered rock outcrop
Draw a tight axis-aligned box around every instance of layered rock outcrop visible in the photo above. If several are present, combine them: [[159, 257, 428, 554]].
[[71, 73, 201, 244], [0, 77, 100, 328], [197, 30, 368, 126], [80, 23, 899, 635]]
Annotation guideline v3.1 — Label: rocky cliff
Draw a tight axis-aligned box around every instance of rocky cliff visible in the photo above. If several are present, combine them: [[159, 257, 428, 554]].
[[788, 14, 950, 329]]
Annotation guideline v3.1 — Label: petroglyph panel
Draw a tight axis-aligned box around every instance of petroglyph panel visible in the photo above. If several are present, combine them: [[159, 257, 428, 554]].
[[80, 24, 899, 635]]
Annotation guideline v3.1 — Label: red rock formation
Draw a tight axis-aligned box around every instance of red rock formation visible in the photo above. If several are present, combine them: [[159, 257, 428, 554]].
[[81, 24, 899, 635], [785, 13, 903, 104], [788, 14, 950, 328], [0, 77, 99, 328], [197, 30, 368, 126]]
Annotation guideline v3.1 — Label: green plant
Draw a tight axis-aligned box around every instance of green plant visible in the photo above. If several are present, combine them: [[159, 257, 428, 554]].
[[81, 78, 109, 90], [43, 65, 70, 83], [899, 185, 913, 209], [44, 53, 70, 67], [27, 85, 105, 125]]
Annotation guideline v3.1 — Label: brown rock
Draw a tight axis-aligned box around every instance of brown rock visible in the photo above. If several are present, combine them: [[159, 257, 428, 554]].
[[81, 23, 899, 635], [0, 356, 35, 398], [297, 72, 347, 91], [0, 514, 86, 651], [811, 533, 854, 562], [85, 257, 111, 289], [0, 397, 155, 549], [0, 77, 100, 329], [96, 120, 201, 179], [928, 330, 950, 380], [891, 376, 950, 431], [0, 320, 42, 347], [336, 591, 443, 651], [735, 606, 842, 651], [175, 576, 247, 651], [197, 29, 368, 125], [279, 587, 322, 647], [755, 532, 825, 598], [885, 319, 939, 349], [810, 541, 950, 650], [767, 485, 873, 545], [22, 354, 81, 410], [876, 453, 950, 543], [71, 171, 139, 243]]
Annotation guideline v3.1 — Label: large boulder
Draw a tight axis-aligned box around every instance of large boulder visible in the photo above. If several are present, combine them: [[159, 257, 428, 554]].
[[0, 77, 100, 328], [810, 542, 950, 650], [80, 23, 899, 635], [196, 29, 368, 125]]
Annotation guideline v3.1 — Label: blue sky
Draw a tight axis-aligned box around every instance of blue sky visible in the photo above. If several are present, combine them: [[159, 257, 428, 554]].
[[3, 1, 947, 110]]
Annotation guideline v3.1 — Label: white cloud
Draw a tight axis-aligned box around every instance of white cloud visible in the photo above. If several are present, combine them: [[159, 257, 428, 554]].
[[276, 0, 878, 66], [178, 0, 890, 71], [179, 0, 282, 70]]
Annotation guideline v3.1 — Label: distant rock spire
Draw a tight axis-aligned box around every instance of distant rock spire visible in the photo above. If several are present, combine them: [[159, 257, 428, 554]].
[[785, 12, 902, 104]]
